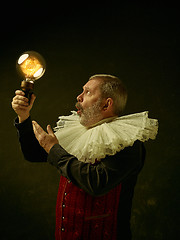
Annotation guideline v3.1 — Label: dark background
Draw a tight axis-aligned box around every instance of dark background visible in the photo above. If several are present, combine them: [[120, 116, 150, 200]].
[[0, 3, 179, 240]]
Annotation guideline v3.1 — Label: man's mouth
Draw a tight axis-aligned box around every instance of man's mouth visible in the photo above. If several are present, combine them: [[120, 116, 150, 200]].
[[75, 103, 83, 115], [77, 109, 81, 115]]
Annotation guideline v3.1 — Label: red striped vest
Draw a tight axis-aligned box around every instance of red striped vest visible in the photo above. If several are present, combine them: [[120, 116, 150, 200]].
[[55, 176, 121, 240]]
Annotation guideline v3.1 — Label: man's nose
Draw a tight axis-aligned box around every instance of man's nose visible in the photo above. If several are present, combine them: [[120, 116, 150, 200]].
[[77, 93, 83, 102]]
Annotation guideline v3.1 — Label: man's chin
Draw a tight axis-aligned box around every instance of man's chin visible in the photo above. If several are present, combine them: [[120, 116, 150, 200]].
[[79, 115, 88, 126], [79, 116, 95, 128]]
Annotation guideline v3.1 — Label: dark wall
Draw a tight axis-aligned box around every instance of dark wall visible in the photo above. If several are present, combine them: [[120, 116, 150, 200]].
[[0, 3, 179, 239]]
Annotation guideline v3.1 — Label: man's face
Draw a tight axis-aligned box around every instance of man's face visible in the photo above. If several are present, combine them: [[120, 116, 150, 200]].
[[76, 79, 104, 127]]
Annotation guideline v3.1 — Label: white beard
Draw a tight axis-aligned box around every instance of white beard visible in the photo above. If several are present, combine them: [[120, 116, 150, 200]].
[[79, 99, 103, 127]]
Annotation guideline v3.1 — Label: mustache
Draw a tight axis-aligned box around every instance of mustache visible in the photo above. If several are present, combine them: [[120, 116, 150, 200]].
[[75, 102, 83, 111]]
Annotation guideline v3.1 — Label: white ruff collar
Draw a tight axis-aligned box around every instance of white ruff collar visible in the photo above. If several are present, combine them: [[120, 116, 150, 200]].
[[54, 111, 158, 163]]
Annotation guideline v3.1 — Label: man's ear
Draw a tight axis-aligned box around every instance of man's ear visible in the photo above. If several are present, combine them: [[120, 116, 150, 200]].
[[103, 98, 113, 111]]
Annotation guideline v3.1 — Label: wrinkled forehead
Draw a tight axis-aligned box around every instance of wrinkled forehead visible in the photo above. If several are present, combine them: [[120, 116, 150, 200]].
[[83, 79, 102, 92]]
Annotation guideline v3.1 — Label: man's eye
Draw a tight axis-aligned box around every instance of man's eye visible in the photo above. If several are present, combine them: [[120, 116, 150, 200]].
[[86, 91, 91, 95]]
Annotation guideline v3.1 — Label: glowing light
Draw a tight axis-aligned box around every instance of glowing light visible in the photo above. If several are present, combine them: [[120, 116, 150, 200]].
[[17, 51, 46, 81], [33, 67, 43, 78], [18, 53, 29, 64]]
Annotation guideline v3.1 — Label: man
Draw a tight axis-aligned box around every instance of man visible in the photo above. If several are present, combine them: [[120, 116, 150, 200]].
[[12, 74, 158, 240]]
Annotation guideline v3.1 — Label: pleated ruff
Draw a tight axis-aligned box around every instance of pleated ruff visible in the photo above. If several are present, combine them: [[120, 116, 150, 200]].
[[55, 176, 121, 240], [54, 111, 158, 163]]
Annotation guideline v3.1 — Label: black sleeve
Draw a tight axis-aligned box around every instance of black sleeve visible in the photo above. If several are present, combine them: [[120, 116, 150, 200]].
[[47, 141, 145, 196], [15, 117, 48, 162]]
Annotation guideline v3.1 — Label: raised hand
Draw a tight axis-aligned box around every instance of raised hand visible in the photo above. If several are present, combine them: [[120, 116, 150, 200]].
[[11, 90, 36, 123], [32, 120, 59, 153]]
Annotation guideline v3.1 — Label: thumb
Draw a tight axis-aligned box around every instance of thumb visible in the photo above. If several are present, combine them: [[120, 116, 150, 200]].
[[29, 94, 36, 107], [47, 124, 54, 136]]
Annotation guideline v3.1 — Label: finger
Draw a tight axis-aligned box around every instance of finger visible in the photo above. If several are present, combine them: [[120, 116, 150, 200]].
[[13, 99, 29, 107], [32, 121, 41, 140], [32, 121, 37, 135], [32, 121, 45, 135], [13, 95, 29, 106], [14, 95, 29, 102], [47, 125, 54, 136], [15, 90, 25, 96], [12, 103, 29, 111]]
